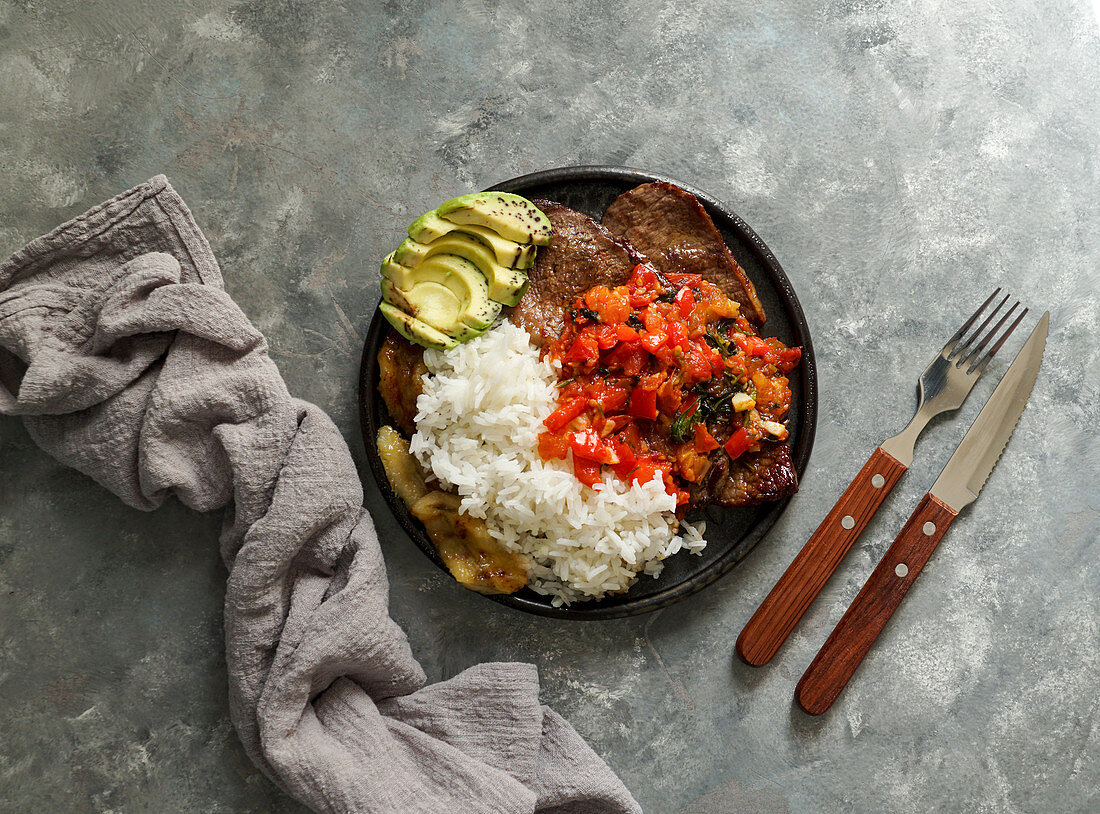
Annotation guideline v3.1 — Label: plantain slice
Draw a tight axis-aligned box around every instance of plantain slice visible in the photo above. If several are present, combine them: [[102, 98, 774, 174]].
[[376, 425, 528, 595], [410, 492, 528, 595]]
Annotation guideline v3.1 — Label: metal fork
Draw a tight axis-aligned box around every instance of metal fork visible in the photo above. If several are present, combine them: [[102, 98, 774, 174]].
[[879, 289, 1027, 466], [737, 290, 1026, 667]]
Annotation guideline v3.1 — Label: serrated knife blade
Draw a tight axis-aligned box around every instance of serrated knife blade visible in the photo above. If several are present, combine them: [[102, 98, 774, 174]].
[[929, 311, 1048, 512]]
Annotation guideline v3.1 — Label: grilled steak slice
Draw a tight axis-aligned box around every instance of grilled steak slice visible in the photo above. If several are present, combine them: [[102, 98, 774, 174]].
[[602, 182, 767, 325], [690, 441, 797, 508], [509, 199, 646, 348], [377, 329, 428, 435]]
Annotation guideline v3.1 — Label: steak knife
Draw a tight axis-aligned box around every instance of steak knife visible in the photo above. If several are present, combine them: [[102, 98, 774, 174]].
[[737, 291, 1025, 667], [795, 312, 1048, 715]]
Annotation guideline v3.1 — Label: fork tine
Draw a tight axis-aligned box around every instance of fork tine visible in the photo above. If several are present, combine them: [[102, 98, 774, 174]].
[[943, 288, 1001, 357], [968, 307, 1028, 375], [959, 300, 1018, 368], [952, 292, 1010, 361]]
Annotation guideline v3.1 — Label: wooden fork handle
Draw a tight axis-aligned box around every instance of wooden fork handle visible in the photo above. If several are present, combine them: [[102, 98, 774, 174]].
[[737, 446, 907, 667], [796, 492, 957, 715]]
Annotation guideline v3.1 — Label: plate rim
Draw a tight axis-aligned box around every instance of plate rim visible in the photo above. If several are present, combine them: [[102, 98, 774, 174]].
[[358, 164, 818, 620]]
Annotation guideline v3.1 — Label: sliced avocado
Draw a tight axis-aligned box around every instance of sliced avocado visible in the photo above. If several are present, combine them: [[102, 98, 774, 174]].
[[393, 235, 529, 306], [408, 211, 537, 269], [408, 210, 461, 244], [381, 279, 483, 342], [437, 192, 552, 246], [379, 301, 457, 351], [458, 224, 538, 269], [381, 253, 501, 333], [484, 266, 528, 308], [419, 254, 502, 329]]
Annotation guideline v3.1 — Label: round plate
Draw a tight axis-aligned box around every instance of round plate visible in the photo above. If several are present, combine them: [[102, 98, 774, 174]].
[[359, 166, 818, 620]]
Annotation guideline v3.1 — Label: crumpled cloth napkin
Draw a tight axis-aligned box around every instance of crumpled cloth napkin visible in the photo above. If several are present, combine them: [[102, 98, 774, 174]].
[[0, 176, 641, 814]]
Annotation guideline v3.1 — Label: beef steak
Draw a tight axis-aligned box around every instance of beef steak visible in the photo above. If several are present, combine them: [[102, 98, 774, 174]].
[[689, 440, 798, 508], [508, 200, 646, 348], [602, 182, 767, 325]]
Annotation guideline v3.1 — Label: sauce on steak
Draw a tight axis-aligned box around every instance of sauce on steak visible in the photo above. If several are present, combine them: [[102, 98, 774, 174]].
[[602, 182, 767, 325], [508, 200, 646, 348]]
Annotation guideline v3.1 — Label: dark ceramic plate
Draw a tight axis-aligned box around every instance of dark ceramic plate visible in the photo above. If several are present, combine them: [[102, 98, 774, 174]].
[[359, 166, 817, 620]]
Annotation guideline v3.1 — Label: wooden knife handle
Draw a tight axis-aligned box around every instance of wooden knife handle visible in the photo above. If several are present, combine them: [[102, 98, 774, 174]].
[[737, 447, 907, 666], [795, 492, 958, 715]]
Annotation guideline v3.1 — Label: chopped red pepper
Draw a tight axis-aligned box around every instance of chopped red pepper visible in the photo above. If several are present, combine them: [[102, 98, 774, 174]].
[[693, 423, 719, 453], [572, 456, 603, 487], [666, 320, 687, 349], [630, 461, 662, 487], [610, 438, 638, 481], [615, 324, 640, 342], [724, 427, 752, 460], [734, 334, 771, 356], [653, 343, 676, 367], [538, 431, 570, 460], [569, 427, 619, 464], [564, 332, 600, 363], [544, 398, 587, 432], [674, 287, 696, 318], [639, 330, 666, 354], [628, 386, 658, 420], [592, 382, 630, 412], [666, 273, 703, 287], [612, 437, 637, 467]]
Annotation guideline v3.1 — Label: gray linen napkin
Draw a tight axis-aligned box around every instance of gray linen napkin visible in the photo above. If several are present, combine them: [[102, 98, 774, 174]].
[[0, 176, 641, 814]]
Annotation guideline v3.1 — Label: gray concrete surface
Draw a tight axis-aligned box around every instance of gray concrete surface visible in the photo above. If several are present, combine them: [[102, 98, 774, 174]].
[[1, 1, 1098, 811]]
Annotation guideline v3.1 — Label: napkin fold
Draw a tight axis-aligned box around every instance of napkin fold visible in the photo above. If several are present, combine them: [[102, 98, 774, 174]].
[[0, 176, 641, 814]]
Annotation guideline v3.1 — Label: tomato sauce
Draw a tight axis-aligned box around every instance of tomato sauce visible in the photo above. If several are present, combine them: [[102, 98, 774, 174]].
[[539, 264, 800, 507]]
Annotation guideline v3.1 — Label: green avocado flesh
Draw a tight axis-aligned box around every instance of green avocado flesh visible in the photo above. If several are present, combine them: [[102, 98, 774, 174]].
[[385, 193, 550, 348], [407, 210, 458, 244], [407, 212, 537, 269], [437, 192, 552, 246], [394, 235, 529, 306], [381, 253, 501, 337], [378, 302, 458, 350]]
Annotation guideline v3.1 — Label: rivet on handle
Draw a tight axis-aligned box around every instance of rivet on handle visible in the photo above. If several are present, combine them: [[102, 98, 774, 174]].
[[922, 521, 936, 535], [871, 474, 885, 488], [894, 563, 909, 577], [841, 515, 855, 530]]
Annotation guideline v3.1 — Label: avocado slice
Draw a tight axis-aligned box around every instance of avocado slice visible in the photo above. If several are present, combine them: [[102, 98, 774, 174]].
[[408, 211, 537, 269], [437, 192, 552, 246], [382, 253, 501, 333], [381, 279, 484, 342], [460, 224, 537, 269], [407, 210, 460, 244], [378, 301, 458, 351], [393, 235, 529, 306]]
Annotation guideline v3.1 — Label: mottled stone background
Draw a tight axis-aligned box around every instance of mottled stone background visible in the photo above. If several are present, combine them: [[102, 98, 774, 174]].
[[1, 1, 1097, 811]]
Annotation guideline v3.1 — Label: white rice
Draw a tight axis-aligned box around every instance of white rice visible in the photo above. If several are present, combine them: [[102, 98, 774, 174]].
[[409, 320, 707, 605]]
